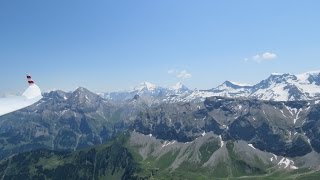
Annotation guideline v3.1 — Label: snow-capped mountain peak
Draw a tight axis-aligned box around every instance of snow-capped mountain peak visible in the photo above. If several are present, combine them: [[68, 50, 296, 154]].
[[211, 81, 252, 98], [172, 82, 184, 90], [134, 82, 157, 91], [218, 81, 252, 89], [271, 72, 284, 76], [248, 71, 320, 101], [102, 70, 320, 103], [195, 70, 320, 102], [170, 82, 190, 92], [296, 70, 320, 83]]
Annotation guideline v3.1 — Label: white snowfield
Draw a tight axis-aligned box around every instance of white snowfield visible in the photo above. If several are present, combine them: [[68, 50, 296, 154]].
[[0, 84, 42, 116]]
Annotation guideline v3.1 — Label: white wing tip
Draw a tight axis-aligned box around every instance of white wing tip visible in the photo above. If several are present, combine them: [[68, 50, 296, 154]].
[[23, 75, 42, 99]]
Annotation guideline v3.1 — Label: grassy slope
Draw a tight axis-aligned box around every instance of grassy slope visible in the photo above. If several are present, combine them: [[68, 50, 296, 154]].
[[133, 140, 320, 180]]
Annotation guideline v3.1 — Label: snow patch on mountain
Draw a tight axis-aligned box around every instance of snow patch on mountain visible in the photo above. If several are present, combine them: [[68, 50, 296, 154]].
[[229, 81, 252, 87], [248, 144, 256, 150], [219, 135, 224, 148], [162, 140, 176, 148], [277, 157, 298, 169]]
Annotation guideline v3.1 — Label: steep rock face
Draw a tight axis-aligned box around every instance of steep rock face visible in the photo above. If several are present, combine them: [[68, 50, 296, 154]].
[[229, 116, 256, 141], [202, 97, 315, 157], [67, 87, 105, 112], [130, 101, 224, 142], [131, 96, 320, 157], [303, 104, 320, 152]]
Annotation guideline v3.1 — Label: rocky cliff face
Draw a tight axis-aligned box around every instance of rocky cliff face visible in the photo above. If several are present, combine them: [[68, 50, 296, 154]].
[[130, 96, 320, 157]]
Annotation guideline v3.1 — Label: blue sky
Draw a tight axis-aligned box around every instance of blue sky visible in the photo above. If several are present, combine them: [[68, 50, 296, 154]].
[[1, 1, 320, 94]]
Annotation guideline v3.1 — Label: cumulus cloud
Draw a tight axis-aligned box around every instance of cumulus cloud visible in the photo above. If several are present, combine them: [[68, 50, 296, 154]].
[[168, 69, 192, 79], [245, 52, 278, 63]]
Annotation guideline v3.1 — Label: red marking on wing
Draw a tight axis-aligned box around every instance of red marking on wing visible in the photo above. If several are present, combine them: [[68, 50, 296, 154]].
[[26, 75, 35, 85]]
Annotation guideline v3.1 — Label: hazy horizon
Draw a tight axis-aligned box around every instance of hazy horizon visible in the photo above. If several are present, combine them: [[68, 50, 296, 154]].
[[1, 1, 320, 94]]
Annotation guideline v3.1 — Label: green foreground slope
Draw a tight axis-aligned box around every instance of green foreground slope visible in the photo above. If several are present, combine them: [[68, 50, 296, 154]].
[[0, 133, 319, 180], [0, 134, 143, 180]]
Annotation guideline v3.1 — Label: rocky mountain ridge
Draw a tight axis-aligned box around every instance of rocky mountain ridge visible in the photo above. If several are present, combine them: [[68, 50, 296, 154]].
[[102, 70, 320, 103]]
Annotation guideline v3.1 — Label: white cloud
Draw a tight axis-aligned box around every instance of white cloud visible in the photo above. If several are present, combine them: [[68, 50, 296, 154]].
[[261, 52, 277, 60], [168, 69, 192, 79], [177, 70, 192, 79], [253, 55, 261, 61], [245, 52, 278, 63], [253, 52, 277, 62]]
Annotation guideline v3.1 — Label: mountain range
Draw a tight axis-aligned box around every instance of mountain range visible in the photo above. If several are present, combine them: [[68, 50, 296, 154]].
[[102, 70, 320, 103], [1, 70, 320, 179]]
